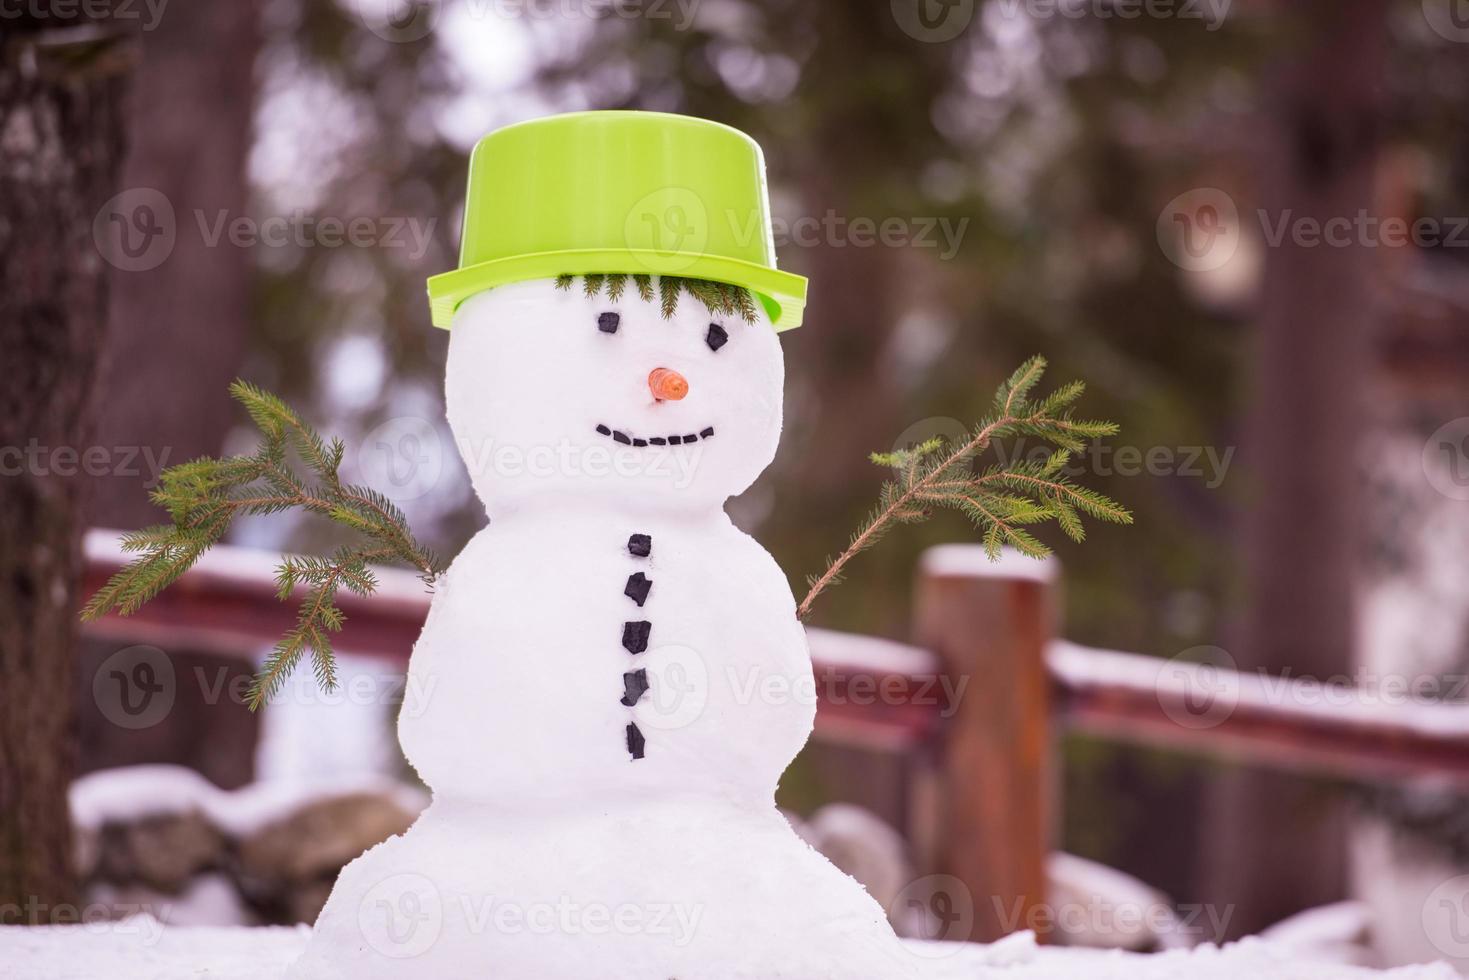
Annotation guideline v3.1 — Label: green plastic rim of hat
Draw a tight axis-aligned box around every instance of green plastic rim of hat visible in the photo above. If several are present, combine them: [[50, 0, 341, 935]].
[[427, 110, 807, 331]]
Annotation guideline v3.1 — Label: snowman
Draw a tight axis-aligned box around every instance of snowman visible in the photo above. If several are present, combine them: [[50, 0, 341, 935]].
[[288, 112, 940, 979]]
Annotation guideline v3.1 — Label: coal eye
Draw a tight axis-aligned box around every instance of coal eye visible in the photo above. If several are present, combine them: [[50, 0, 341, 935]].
[[598, 312, 620, 334], [706, 323, 728, 352]]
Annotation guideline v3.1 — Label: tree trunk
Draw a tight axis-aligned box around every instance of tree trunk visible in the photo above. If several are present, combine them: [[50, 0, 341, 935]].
[[77, 0, 263, 794], [90, 0, 258, 529], [1206, 0, 1387, 935], [0, 17, 133, 921]]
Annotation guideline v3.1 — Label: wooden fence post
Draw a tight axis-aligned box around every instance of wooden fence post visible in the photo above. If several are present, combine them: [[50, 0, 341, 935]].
[[911, 545, 1056, 943]]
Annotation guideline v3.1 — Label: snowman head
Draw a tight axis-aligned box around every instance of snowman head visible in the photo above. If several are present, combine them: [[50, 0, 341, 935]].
[[445, 275, 785, 514]]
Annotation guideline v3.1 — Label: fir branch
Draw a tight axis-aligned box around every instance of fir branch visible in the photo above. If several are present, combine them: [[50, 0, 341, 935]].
[[565, 274, 759, 323], [81, 382, 444, 710], [796, 357, 1132, 620]]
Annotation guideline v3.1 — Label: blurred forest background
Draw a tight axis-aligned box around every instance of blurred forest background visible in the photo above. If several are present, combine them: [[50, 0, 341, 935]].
[[7, 0, 1469, 957]]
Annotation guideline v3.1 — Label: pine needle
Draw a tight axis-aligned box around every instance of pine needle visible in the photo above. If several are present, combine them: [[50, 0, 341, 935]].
[[606, 272, 627, 302], [80, 382, 445, 710], [566, 274, 759, 324], [796, 357, 1132, 620]]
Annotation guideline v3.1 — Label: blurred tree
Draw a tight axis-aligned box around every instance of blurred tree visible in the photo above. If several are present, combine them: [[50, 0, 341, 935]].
[[0, 8, 133, 921], [1204, 0, 1388, 935], [77, 0, 267, 796], [89, 0, 262, 529]]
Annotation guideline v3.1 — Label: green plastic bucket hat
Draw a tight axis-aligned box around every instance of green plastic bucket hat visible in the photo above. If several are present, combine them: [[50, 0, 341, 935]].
[[427, 111, 807, 331]]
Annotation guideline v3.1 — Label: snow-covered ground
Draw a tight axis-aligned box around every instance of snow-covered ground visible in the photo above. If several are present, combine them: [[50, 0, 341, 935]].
[[0, 923, 1456, 980]]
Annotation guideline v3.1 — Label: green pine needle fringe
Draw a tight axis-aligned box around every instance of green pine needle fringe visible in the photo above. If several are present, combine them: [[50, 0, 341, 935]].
[[557, 273, 759, 323]]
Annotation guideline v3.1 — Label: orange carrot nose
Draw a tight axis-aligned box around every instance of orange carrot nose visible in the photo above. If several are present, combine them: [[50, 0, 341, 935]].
[[649, 367, 689, 401]]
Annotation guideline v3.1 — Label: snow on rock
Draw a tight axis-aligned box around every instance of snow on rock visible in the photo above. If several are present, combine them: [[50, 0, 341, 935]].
[[920, 544, 1058, 584], [1046, 852, 1187, 952], [68, 765, 430, 928], [70, 765, 222, 831], [0, 926, 1455, 980], [1259, 902, 1376, 967], [211, 774, 426, 840], [69, 765, 427, 841]]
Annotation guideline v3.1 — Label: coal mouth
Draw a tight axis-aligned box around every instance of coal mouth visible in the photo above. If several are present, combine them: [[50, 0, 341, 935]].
[[595, 424, 714, 448]]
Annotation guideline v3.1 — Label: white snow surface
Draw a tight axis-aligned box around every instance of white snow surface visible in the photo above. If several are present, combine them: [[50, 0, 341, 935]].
[[0, 925, 1456, 979], [69, 764, 427, 837]]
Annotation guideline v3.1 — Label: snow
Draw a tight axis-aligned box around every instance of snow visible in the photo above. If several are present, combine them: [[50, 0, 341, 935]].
[[0, 925, 1455, 980], [920, 544, 1058, 583], [70, 764, 219, 830], [69, 765, 427, 839], [1046, 853, 1186, 951], [0, 922, 310, 980], [806, 627, 941, 677], [1259, 902, 1376, 967], [1049, 640, 1469, 737]]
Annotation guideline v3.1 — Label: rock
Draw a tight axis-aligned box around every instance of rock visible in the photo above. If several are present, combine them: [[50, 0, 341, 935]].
[[235, 792, 419, 923], [95, 810, 225, 894], [1047, 852, 1185, 951]]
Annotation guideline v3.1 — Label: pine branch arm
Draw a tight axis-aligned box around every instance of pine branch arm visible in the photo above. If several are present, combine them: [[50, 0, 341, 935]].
[[795, 357, 1130, 621]]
